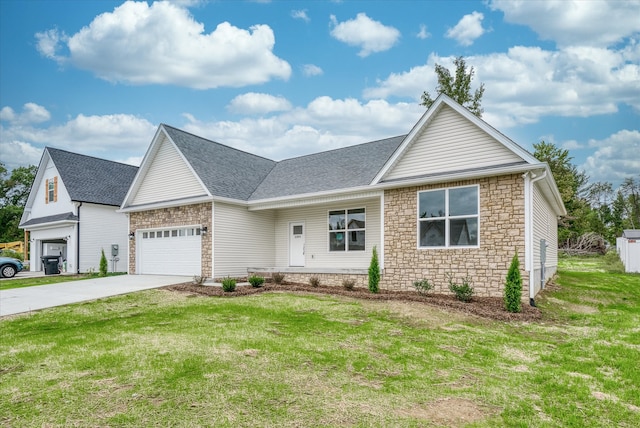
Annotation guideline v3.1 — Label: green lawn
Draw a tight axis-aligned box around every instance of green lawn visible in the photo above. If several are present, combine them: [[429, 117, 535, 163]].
[[1, 256, 638, 427], [0, 272, 127, 291]]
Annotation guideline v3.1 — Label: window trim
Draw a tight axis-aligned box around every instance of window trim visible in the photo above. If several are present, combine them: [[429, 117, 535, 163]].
[[417, 184, 480, 249], [328, 207, 366, 252]]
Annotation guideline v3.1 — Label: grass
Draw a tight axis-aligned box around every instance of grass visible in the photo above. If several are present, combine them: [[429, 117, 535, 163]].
[[1, 256, 639, 427], [0, 272, 127, 291]]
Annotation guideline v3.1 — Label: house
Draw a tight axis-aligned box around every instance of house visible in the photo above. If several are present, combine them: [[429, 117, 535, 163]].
[[616, 230, 640, 273], [120, 94, 566, 303], [20, 148, 138, 273]]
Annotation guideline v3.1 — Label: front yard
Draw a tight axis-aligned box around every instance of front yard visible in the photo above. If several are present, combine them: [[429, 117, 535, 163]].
[[1, 255, 638, 426]]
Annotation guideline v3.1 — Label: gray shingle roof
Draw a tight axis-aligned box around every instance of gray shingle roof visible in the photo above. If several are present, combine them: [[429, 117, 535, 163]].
[[47, 148, 138, 206], [20, 212, 78, 227], [163, 125, 276, 201], [249, 135, 406, 200], [623, 230, 640, 239]]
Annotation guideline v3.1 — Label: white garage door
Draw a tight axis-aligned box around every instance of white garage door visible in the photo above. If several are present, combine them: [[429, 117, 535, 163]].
[[138, 227, 202, 275]]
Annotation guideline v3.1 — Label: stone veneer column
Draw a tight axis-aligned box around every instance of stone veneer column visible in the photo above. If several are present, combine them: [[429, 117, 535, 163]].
[[381, 174, 528, 298], [128, 203, 212, 276]]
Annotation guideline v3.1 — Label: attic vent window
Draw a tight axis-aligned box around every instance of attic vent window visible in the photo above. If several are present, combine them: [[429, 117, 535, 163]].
[[418, 185, 479, 248]]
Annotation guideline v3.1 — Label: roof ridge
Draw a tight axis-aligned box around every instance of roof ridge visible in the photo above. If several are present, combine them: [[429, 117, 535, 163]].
[[277, 134, 407, 163], [46, 146, 139, 169]]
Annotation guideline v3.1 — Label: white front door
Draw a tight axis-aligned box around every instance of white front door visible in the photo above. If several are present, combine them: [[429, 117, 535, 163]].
[[289, 222, 305, 266]]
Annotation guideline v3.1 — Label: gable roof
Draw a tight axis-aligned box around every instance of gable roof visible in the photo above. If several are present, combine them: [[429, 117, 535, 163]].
[[249, 135, 405, 200], [162, 125, 277, 201], [623, 230, 640, 239], [47, 147, 138, 206]]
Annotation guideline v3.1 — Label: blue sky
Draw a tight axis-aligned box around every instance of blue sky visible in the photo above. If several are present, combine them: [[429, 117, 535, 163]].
[[1, 0, 638, 188]]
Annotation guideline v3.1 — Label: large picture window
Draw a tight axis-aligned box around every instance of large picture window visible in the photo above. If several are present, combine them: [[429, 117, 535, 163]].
[[418, 185, 479, 248], [329, 208, 365, 251]]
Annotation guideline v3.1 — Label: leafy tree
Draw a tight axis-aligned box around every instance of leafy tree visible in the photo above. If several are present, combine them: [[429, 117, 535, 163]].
[[533, 141, 589, 246], [0, 162, 37, 242], [620, 177, 640, 229], [421, 56, 485, 117], [368, 246, 380, 293]]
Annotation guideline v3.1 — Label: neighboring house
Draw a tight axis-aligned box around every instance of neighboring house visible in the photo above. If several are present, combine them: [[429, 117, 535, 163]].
[[20, 148, 138, 274], [120, 94, 566, 303], [616, 230, 640, 273]]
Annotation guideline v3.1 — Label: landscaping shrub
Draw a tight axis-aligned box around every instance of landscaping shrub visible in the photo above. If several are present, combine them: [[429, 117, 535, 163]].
[[504, 253, 522, 313], [192, 275, 205, 286], [309, 276, 320, 287], [368, 246, 380, 293], [272, 272, 285, 284], [248, 275, 265, 288], [221, 277, 236, 292], [99, 249, 108, 277], [342, 279, 355, 290], [413, 278, 434, 295], [448, 274, 474, 302]]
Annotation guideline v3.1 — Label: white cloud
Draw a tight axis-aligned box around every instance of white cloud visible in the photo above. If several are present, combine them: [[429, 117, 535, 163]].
[[417, 24, 430, 40], [582, 130, 640, 186], [0, 140, 43, 170], [227, 93, 292, 115], [35, 28, 66, 61], [329, 13, 400, 57], [489, 0, 640, 48], [0, 103, 51, 125], [445, 11, 485, 46], [364, 46, 640, 128], [183, 96, 423, 160], [291, 9, 310, 22], [302, 64, 323, 76], [36, 1, 291, 89]]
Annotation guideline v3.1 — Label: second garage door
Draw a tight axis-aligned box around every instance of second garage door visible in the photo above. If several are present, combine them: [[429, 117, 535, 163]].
[[138, 227, 202, 276]]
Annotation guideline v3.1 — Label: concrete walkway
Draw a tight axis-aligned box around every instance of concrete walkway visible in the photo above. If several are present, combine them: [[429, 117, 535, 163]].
[[0, 275, 190, 317]]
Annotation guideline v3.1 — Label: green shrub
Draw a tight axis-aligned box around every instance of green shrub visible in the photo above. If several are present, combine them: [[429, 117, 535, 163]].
[[221, 277, 236, 292], [309, 276, 320, 287], [448, 274, 474, 302], [272, 272, 285, 284], [342, 279, 355, 290], [248, 275, 265, 288], [99, 249, 108, 277], [0, 249, 24, 261], [413, 278, 434, 295], [368, 246, 380, 294], [602, 249, 625, 273], [504, 253, 522, 313]]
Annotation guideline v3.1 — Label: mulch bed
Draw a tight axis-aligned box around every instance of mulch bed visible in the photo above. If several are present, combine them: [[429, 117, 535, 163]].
[[165, 281, 542, 322]]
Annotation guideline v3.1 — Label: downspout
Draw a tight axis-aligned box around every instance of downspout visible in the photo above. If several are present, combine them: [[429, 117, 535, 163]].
[[76, 202, 82, 274], [526, 170, 547, 306]]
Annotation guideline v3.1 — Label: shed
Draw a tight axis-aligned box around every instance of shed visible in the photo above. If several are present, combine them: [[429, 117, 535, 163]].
[[616, 230, 640, 273]]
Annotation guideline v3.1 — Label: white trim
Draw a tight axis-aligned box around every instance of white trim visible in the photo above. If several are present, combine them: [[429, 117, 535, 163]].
[[22, 219, 78, 231], [528, 170, 547, 302], [327, 207, 367, 253], [119, 195, 213, 213], [416, 184, 480, 249], [379, 192, 385, 270], [210, 201, 215, 279]]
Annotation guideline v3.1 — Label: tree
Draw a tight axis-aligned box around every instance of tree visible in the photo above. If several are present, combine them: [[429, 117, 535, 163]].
[[99, 249, 108, 277], [368, 246, 380, 294], [0, 163, 37, 242], [533, 141, 589, 246], [504, 252, 522, 313], [421, 56, 485, 117]]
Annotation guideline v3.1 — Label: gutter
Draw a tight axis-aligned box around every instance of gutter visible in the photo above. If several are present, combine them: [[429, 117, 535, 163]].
[[76, 202, 82, 274], [525, 170, 547, 306]]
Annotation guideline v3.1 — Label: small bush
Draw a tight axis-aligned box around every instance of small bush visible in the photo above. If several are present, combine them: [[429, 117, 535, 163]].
[[193, 275, 206, 285], [413, 279, 434, 295], [309, 276, 320, 287], [272, 272, 285, 284], [99, 249, 108, 277], [504, 253, 522, 313], [342, 279, 355, 290], [368, 246, 380, 294], [0, 249, 23, 261], [221, 277, 236, 292], [448, 274, 474, 302], [248, 275, 265, 288], [602, 249, 625, 273]]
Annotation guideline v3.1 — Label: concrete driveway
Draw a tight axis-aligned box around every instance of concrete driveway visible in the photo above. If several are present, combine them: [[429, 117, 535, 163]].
[[0, 275, 190, 317]]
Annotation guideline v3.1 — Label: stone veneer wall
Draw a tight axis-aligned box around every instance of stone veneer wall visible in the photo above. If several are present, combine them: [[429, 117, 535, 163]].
[[381, 174, 528, 298], [129, 203, 212, 276], [250, 271, 369, 288]]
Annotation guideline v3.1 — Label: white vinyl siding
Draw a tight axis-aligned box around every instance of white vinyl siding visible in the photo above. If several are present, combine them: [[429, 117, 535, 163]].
[[213, 202, 276, 277], [79, 203, 130, 273], [384, 105, 524, 181], [131, 134, 207, 206], [274, 198, 380, 270], [532, 184, 558, 294], [27, 160, 74, 219]]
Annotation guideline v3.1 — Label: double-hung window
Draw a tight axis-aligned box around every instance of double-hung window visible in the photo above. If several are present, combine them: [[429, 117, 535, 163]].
[[329, 208, 365, 251], [418, 185, 479, 248]]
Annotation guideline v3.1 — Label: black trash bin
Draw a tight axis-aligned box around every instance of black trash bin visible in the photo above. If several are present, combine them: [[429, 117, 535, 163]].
[[41, 256, 60, 275]]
